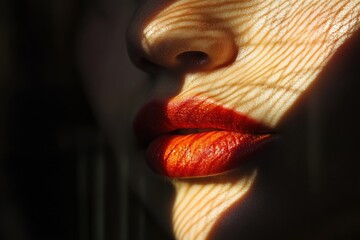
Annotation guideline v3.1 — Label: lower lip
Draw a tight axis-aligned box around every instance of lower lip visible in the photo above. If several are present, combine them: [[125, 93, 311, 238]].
[[146, 130, 271, 178], [134, 99, 273, 178]]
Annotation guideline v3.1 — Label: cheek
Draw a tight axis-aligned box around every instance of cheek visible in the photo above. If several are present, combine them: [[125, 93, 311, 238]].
[[173, 1, 360, 127]]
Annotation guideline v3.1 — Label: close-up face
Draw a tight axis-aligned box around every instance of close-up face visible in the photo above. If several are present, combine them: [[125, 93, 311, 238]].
[[79, 0, 360, 239], [127, 0, 359, 127]]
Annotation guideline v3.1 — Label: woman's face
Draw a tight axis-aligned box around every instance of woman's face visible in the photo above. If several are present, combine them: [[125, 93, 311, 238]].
[[127, 0, 359, 126], [80, 0, 360, 239]]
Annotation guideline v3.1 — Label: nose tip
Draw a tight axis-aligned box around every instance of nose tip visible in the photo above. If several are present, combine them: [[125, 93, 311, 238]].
[[127, 8, 238, 73]]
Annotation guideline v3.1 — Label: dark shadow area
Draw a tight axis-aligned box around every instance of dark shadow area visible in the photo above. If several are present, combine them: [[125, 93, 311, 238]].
[[0, 0, 96, 239], [209, 28, 360, 239], [0, 0, 175, 240]]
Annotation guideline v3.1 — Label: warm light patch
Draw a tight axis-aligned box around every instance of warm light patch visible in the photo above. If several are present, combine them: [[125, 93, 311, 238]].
[[137, 0, 360, 127], [172, 170, 257, 240]]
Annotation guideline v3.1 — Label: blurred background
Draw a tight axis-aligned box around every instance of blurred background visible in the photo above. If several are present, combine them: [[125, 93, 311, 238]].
[[0, 0, 172, 239], [1, 0, 97, 239]]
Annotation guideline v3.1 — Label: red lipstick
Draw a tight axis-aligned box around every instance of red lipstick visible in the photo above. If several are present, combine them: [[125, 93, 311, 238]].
[[134, 98, 273, 178]]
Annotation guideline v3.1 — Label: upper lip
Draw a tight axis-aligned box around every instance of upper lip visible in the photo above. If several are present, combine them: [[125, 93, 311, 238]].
[[134, 98, 273, 144]]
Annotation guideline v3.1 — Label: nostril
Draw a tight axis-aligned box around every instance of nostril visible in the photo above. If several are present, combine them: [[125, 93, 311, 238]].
[[127, 5, 238, 74], [136, 51, 210, 74], [128, 12, 238, 73], [176, 51, 209, 68]]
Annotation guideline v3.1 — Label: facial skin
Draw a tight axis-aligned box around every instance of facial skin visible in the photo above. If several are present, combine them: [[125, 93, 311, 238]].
[[127, 0, 360, 126], [79, 0, 360, 239], [126, 1, 360, 239]]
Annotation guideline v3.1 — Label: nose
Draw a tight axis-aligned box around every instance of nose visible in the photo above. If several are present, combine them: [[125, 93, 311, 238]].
[[126, 3, 238, 73]]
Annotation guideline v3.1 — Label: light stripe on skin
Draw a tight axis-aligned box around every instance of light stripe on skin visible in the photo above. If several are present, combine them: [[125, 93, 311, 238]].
[[141, 0, 360, 127], [172, 170, 257, 240], [130, 1, 360, 239]]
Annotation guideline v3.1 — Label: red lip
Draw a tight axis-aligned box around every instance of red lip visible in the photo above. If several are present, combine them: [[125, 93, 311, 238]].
[[134, 98, 273, 178]]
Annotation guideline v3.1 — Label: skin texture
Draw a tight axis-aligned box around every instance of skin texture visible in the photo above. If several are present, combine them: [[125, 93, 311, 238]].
[[79, 0, 360, 239], [172, 170, 257, 240], [127, 0, 360, 126], [126, 1, 360, 239]]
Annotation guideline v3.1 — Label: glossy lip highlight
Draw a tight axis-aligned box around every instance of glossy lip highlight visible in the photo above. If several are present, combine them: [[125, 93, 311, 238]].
[[134, 98, 274, 178]]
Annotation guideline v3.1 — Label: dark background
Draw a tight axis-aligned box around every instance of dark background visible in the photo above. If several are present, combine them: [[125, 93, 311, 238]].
[[1, 0, 109, 239], [1, 1, 360, 240], [0, 0, 173, 239]]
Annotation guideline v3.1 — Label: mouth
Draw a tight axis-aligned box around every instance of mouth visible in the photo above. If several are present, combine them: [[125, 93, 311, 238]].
[[133, 98, 274, 178]]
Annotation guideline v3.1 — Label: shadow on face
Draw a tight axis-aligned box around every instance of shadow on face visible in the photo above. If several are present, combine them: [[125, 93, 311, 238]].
[[79, 0, 360, 239], [210, 27, 360, 239]]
